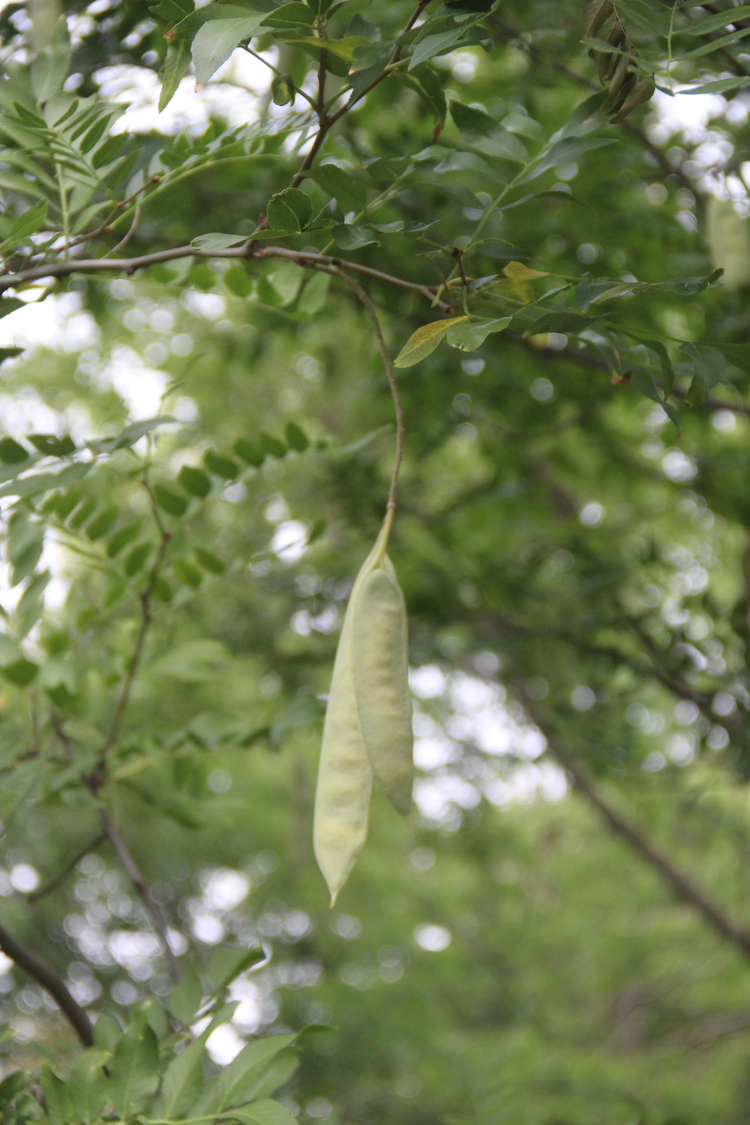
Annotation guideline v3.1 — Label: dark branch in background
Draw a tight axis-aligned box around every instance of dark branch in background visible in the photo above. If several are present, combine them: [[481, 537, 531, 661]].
[[0, 921, 93, 1046], [28, 832, 106, 903], [550, 739, 750, 961], [99, 809, 182, 981], [517, 687, 750, 961]]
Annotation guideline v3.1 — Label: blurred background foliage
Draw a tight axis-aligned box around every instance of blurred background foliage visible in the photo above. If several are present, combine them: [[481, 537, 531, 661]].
[[1, 0, 750, 1122]]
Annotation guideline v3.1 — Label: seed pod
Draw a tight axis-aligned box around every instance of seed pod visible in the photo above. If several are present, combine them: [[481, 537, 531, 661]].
[[313, 520, 391, 905], [352, 562, 413, 816], [583, 0, 614, 38], [602, 52, 633, 109], [611, 78, 655, 123], [594, 18, 624, 81]]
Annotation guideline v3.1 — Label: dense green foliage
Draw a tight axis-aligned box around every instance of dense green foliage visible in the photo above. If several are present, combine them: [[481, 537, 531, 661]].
[[1, 0, 750, 1122]]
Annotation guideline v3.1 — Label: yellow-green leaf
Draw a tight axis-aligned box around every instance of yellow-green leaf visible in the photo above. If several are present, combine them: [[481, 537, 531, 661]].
[[502, 262, 549, 281], [394, 316, 468, 368]]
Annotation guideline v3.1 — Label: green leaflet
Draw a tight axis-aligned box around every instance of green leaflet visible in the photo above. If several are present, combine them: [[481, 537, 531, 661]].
[[192, 15, 267, 86], [159, 39, 192, 111]]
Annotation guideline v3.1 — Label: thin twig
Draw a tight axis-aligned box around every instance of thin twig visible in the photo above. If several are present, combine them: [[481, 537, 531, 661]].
[[99, 808, 181, 980], [328, 268, 404, 513], [28, 833, 106, 903], [289, 0, 434, 188], [0, 921, 93, 1046], [104, 206, 141, 258]]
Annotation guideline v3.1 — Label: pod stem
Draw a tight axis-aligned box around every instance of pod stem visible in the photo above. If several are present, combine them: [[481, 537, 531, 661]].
[[325, 268, 405, 520]]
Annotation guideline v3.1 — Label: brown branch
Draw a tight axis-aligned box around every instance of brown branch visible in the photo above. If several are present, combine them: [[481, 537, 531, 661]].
[[99, 808, 181, 981], [0, 921, 93, 1046], [542, 732, 750, 961], [0, 244, 451, 311], [104, 206, 141, 258], [28, 832, 106, 903], [289, 0, 432, 188]]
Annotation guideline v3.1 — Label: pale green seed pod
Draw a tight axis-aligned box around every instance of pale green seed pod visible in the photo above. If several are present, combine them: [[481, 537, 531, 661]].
[[707, 197, 750, 291], [352, 562, 413, 816], [313, 519, 392, 905]]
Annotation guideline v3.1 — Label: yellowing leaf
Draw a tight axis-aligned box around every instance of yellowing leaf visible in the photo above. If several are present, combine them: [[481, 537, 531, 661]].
[[394, 316, 468, 368], [502, 262, 549, 281]]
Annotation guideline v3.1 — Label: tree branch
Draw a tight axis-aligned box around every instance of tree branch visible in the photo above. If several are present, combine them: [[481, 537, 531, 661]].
[[288, 0, 433, 188], [0, 921, 93, 1046], [99, 808, 182, 981], [0, 244, 451, 312], [28, 832, 106, 903], [532, 722, 750, 962]]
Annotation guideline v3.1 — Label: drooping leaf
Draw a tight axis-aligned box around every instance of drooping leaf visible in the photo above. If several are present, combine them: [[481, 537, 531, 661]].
[[195, 1033, 298, 1115], [191, 15, 267, 86], [234, 438, 264, 466], [284, 421, 309, 452], [446, 317, 511, 350], [154, 485, 189, 517], [107, 522, 141, 557], [167, 966, 203, 1026], [207, 945, 265, 993], [174, 558, 203, 587], [28, 433, 75, 457], [259, 432, 286, 458], [204, 449, 238, 479], [159, 39, 192, 112], [68, 1049, 111, 1124], [179, 465, 212, 497], [0, 437, 29, 464], [680, 341, 736, 407], [107, 1016, 160, 1118], [195, 547, 226, 573], [394, 317, 469, 367], [86, 505, 119, 540], [0, 1070, 31, 1109]]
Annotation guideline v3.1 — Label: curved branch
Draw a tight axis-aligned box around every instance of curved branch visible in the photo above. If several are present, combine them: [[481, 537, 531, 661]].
[[0, 245, 451, 312], [99, 809, 182, 981], [0, 922, 93, 1046]]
